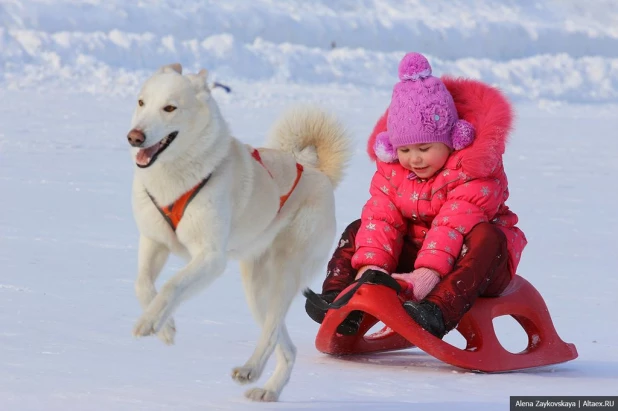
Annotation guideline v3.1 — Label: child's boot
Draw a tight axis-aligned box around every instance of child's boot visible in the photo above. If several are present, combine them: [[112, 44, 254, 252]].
[[305, 291, 364, 335], [336, 311, 364, 336], [402, 300, 446, 338], [305, 291, 339, 324]]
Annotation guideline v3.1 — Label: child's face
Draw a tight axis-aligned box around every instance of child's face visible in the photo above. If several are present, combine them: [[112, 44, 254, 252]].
[[396, 142, 452, 179]]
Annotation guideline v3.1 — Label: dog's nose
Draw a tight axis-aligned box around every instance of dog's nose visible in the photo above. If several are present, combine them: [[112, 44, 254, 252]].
[[127, 129, 146, 147]]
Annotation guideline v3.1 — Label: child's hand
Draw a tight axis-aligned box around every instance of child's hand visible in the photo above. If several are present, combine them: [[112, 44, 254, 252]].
[[355, 265, 388, 280], [392, 268, 440, 301]]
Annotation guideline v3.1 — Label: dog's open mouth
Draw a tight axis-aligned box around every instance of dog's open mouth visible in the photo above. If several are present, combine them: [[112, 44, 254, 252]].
[[136, 131, 178, 168]]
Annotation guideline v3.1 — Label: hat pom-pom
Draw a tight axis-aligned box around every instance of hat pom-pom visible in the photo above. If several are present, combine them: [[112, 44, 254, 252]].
[[398, 52, 432, 81], [452, 119, 475, 150], [374, 131, 398, 163]]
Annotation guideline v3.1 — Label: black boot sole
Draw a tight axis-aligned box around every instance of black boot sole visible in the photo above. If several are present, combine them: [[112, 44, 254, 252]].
[[336, 311, 364, 335], [403, 301, 446, 338], [305, 291, 341, 324]]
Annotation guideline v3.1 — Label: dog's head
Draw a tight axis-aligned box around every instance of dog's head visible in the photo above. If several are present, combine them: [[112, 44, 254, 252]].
[[127, 64, 214, 168]]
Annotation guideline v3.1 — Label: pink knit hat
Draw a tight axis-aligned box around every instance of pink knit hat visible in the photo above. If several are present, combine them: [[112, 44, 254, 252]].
[[374, 52, 475, 163]]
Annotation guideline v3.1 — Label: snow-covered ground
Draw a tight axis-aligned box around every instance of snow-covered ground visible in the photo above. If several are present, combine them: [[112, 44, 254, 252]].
[[1, 1, 617, 410]]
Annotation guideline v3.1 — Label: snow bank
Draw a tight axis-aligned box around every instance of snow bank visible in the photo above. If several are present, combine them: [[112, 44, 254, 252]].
[[2, 0, 618, 102]]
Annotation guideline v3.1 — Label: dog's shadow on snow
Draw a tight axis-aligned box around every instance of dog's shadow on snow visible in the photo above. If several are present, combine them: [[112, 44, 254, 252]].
[[329, 349, 451, 370]]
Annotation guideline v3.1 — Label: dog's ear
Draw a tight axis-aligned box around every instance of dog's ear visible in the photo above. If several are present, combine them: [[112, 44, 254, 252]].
[[158, 63, 183, 74], [188, 69, 210, 92], [196, 69, 209, 90]]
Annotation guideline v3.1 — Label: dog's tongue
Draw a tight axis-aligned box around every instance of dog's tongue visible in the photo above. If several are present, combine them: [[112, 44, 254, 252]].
[[136, 143, 161, 166]]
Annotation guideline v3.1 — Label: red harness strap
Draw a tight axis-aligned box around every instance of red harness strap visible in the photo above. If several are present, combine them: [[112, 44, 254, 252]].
[[148, 175, 210, 231], [251, 149, 304, 211]]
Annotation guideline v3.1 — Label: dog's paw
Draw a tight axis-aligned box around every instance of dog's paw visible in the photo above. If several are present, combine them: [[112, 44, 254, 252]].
[[231, 365, 260, 385], [156, 318, 176, 345], [244, 388, 278, 402], [133, 314, 157, 338]]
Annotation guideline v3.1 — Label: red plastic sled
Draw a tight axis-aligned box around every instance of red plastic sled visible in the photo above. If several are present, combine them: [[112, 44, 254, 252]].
[[315, 275, 578, 372]]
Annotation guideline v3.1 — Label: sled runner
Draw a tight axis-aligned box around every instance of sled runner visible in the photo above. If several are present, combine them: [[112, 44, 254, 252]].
[[311, 273, 578, 372]]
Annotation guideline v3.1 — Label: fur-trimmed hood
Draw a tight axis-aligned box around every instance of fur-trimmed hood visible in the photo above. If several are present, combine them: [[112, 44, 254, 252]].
[[367, 77, 514, 178]]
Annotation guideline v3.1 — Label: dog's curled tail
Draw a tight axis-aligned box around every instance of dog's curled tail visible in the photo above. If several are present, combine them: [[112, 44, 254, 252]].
[[266, 106, 352, 188]]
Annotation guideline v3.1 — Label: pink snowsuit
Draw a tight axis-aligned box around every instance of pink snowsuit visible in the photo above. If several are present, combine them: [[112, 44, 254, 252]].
[[351, 77, 527, 278]]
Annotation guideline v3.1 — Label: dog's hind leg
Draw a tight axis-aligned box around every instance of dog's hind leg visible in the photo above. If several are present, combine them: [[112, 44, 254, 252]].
[[232, 254, 299, 402], [134, 235, 176, 345], [251, 252, 330, 402], [243, 324, 296, 402]]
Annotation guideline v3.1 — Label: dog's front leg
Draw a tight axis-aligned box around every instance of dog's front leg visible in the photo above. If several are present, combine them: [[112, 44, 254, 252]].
[[133, 246, 226, 339], [134, 235, 176, 344]]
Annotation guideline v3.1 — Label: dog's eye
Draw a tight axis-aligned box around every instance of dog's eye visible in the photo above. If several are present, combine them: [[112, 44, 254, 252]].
[[138, 99, 144, 107], [163, 105, 177, 113]]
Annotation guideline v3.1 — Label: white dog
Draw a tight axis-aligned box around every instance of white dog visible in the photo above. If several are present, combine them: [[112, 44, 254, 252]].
[[127, 64, 350, 401]]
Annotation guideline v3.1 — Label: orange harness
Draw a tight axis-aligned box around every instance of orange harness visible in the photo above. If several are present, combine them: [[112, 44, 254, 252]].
[[149, 150, 303, 231], [148, 176, 211, 231], [251, 149, 304, 211]]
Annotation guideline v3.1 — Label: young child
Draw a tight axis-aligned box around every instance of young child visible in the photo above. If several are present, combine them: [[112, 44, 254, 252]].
[[305, 52, 527, 337]]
